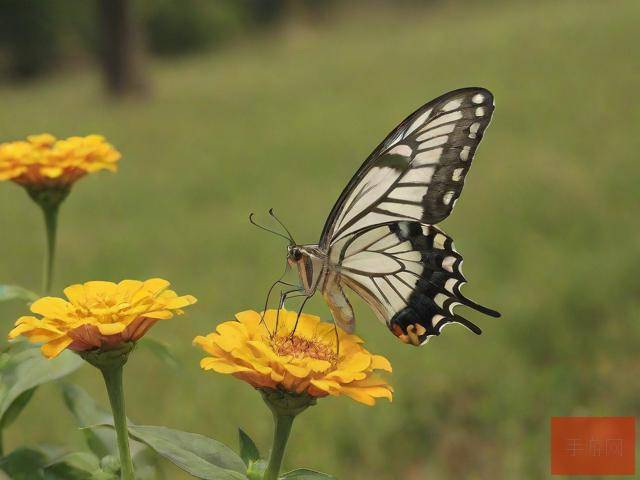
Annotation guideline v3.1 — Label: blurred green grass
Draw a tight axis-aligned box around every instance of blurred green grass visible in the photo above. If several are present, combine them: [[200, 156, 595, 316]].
[[1, 0, 639, 478]]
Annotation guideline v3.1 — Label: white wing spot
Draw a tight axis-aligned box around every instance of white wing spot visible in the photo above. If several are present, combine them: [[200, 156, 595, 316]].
[[405, 109, 432, 138], [416, 123, 455, 142], [460, 146, 471, 161], [398, 222, 411, 238], [475, 107, 485, 117], [423, 111, 462, 129], [444, 278, 458, 293], [419, 136, 448, 150], [442, 256, 457, 272], [433, 233, 447, 249], [431, 314, 445, 328], [452, 168, 465, 182], [448, 301, 461, 314], [469, 122, 481, 139], [414, 148, 442, 166], [442, 99, 463, 111], [387, 144, 413, 157], [472, 93, 484, 104], [435, 293, 448, 308], [421, 225, 431, 236], [443, 191, 455, 205]]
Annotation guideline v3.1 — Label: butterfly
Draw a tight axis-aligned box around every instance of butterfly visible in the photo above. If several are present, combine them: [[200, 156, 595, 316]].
[[255, 87, 500, 346]]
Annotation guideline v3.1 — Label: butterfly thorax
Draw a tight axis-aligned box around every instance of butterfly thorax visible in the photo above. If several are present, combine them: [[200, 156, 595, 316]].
[[287, 244, 327, 295]]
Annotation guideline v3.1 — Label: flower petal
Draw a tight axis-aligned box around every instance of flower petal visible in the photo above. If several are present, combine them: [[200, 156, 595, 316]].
[[41, 337, 73, 359], [96, 322, 126, 335]]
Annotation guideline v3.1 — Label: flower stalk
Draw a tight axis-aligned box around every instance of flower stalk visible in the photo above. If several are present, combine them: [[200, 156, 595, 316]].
[[261, 389, 316, 480], [264, 412, 294, 480], [27, 186, 69, 293], [80, 343, 136, 480], [40, 202, 59, 294], [101, 364, 135, 480]]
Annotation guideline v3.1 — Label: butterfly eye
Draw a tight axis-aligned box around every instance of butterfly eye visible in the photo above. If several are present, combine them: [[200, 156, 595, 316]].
[[291, 248, 302, 261]]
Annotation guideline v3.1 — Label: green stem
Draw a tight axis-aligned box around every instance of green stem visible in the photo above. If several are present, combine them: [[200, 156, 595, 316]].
[[40, 203, 59, 294], [100, 365, 135, 480], [264, 412, 295, 480]]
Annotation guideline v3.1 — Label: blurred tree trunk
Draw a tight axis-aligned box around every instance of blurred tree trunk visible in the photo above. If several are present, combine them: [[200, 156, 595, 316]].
[[283, 0, 334, 29], [98, 0, 147, 97]]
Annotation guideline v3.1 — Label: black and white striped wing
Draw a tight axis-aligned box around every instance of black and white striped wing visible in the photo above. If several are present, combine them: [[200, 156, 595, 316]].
[[328, 221, 499, 345], [319, 87, 494, 248]]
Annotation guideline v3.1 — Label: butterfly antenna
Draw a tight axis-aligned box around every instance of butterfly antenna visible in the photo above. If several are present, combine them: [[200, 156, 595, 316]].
[[249, 213, 291, 243], [268, 208, 296, 245]]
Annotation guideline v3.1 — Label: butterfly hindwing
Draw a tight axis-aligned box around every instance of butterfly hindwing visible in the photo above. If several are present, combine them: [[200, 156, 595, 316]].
[[325, 221, 499, 346], [320, 87, 494, 247]]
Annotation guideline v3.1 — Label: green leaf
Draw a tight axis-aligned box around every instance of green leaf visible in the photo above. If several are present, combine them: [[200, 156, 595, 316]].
[[136, 338, 180, 370], [0, 446, 50, 479], [0, 387, 36, 429], [128, 425, 247, 480], [238, 428, 260, 466], [279, 469, 337, 479], [0, 346, 83, 427], [0, 285, 39, 303], [94, 424, 248, 480], [61, 383, 116, 458], [43, 452, 101, 480]]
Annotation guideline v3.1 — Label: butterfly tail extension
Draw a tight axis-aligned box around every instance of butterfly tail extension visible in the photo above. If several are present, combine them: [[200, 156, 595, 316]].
[[386, 222, 500, 346]]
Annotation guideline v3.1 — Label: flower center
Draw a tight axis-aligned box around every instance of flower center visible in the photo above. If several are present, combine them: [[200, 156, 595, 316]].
[[272, 335, 337, 364]]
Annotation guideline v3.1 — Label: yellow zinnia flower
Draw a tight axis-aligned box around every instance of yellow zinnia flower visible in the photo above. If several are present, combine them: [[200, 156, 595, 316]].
[[0, 133, 120, 189], [8, 278, 197, 359], [194, 309, 393, 406]]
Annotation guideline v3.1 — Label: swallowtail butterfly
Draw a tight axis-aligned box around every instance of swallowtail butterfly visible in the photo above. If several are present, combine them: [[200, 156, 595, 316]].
[[262, 87, 500, 346]]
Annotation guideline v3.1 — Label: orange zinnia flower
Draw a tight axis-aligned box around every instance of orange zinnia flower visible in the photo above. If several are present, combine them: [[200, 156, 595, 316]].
[[194, 309, 393, 406], [9, 279, 197, 358], [0, 133, 120, 191]]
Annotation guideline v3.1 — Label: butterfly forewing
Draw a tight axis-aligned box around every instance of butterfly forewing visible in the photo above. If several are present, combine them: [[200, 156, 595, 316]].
[[320, 87, 494, 247]]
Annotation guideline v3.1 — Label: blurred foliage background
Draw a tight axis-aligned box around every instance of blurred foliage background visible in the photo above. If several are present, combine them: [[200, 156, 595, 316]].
[[1, 0, 639, 478]]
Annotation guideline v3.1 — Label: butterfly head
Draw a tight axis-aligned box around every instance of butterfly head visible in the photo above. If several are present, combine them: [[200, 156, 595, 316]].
[[286, 244, 326, 295], [286, 245, 303, 265]]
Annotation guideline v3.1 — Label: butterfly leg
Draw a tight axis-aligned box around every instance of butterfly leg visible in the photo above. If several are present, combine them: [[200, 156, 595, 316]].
[[260, 265, 300, 335], [275, 287, 304, 335], [289, 293, 312, 338], [333, 317, 341, 360]]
